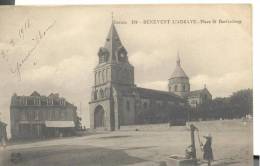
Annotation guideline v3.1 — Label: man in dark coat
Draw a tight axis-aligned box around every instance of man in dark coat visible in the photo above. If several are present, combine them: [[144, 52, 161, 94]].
[[201, 133, 214, 166]]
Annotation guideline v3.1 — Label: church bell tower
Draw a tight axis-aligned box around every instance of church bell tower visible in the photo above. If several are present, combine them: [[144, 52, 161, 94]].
[[89, 21, 134, 131]]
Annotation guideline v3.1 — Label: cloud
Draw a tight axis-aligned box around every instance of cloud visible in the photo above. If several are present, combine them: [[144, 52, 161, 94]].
[[136, 69, 252, 99], [0, 55, 96, 134], [0, 5, 252, 134], [22, 55, 94, 87], [139, 80, 168, 91], [129, 50, 173, 70]]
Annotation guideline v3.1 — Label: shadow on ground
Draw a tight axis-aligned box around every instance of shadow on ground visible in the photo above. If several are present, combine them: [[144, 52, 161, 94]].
[[199, 159, 240, 166], [98, 135, 132, 139], [0, 145, 147, 166], [212, 161, 240, 166]]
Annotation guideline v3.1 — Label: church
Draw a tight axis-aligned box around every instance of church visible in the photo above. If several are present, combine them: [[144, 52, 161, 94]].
[[89, 23, 212, 131]]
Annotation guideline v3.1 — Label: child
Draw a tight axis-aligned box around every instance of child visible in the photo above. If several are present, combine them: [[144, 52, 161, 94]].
[[201, 133, 214, 166]]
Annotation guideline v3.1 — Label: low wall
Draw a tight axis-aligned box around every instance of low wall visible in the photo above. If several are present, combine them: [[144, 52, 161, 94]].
[[119, 119, 252, 132]]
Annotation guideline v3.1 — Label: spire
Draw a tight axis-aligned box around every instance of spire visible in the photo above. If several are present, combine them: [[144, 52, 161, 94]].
[[177, 51, 180, 66], [103, 22, 124, 62], [111, 12, 114, 23], [170, 51, 188, 78], [98, 14, 128, 64]]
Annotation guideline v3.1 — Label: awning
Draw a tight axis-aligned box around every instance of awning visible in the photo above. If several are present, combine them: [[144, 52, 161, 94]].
[[45, 121, 75, 128]]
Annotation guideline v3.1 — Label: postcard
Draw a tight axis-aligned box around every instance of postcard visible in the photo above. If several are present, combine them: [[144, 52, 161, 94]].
[[0, 4, 252, 166]]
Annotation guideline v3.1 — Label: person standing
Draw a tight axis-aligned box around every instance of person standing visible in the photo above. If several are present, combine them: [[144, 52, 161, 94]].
[[201, 133, 214, 166], [0, 121, 7, 149]]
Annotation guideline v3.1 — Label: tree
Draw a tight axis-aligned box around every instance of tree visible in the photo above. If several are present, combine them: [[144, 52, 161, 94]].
[[194, 89, 253, 120], [229, 89, 253, 117]]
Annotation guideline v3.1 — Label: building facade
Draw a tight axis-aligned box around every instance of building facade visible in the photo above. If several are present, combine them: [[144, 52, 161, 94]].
[[168, 55, 212, 108], [89, 23, 212, 131], [10, 91, 77, 139], [187, 87, 212, 108]]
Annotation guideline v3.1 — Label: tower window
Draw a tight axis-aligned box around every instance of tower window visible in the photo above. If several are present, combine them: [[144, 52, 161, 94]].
[[175, 85, 178, 91], [100, 89, 104, 98], [117, 47, 127, 62], [98, 71, 101, 84], [106, 69, 109, 81], [102, 70, 105, 83], [94, 91, 97, 100], [99, 54, 105, 63], [105, 53, 110, 62], [95, 72, 98, 84]]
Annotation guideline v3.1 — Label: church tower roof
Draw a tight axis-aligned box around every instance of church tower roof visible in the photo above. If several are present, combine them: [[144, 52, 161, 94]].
[[170, 53, 188, 79], [100, 22, 127, 63]]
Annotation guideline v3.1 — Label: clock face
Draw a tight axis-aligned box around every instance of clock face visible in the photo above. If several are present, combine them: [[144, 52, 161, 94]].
[[120, 53, 125, 58]]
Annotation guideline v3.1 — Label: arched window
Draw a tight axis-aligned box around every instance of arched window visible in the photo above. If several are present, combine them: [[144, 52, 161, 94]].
[[94, 91, 97, 100], [106, 69, 109, 81], [102, 70, 105, 83], [117, 46, 127, 62], [98, 71, 101, 84], [98, 48, 107, 63], [105, 88, 110, 97], [100, 89, 104, 98], [182, 85, 185, 91], [121, 68, 128, 81], [105, 52, 110, 62], [95, 72, 98, 84]]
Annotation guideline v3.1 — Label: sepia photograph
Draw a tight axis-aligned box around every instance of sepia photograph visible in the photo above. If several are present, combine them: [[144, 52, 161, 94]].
[[0, 4, 253, 166]]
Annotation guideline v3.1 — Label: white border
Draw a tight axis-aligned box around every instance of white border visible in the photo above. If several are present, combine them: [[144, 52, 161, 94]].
[[13, 0, 260, 155]]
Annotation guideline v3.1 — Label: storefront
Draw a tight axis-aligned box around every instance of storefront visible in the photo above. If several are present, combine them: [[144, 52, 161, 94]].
[[45, 121, 75, 137]]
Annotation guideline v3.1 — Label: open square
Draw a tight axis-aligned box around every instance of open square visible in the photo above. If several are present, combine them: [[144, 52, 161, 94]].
[[0, 120, 252, 166]]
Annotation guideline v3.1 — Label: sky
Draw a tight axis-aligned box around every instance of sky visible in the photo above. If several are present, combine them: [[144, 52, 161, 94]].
[[0, 5, 252, 135]]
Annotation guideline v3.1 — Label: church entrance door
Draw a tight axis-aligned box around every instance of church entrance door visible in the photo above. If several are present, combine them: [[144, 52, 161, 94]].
[[94, 105, 105, 128]]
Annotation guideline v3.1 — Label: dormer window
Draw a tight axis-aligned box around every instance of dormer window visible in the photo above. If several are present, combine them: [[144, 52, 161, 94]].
[[117, 46, 127, 62], [98, 47, 109, 64], [100, 54, 105, 63]]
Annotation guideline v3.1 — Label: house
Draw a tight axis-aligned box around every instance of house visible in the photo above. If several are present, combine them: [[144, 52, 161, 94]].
[[10, 92, 77, 139]]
